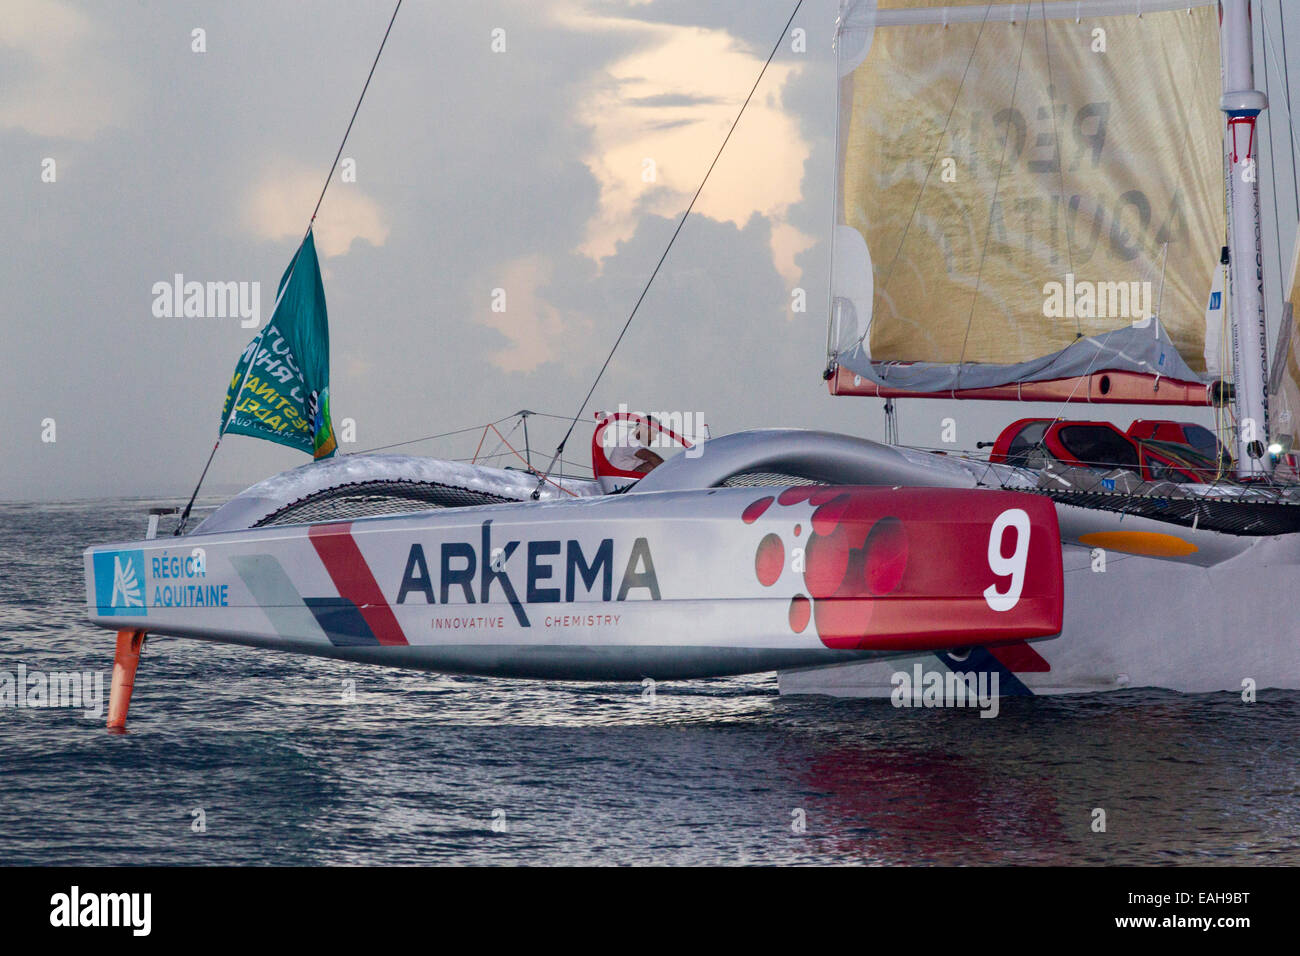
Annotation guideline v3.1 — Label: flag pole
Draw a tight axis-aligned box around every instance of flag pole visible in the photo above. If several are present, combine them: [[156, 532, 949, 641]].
[[175, 334, 262, 534], [174, 439, 221, 535]]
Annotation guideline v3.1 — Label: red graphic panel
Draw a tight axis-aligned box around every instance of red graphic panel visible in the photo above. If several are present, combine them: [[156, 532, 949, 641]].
[[748, 487, 1063, 652]]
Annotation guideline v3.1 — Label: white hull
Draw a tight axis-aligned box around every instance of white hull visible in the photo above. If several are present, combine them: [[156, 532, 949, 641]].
[[85, 475, 1064, 681]]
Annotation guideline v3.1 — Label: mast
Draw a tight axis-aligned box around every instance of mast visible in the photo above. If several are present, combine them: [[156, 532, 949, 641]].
[[1220, 0, 1272, 477]]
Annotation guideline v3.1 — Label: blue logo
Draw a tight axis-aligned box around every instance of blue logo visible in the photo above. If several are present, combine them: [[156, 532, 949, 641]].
[[1101, 477, 1116, 491], [93, 550, 147, 617], [1209, 291, 1222, 311]]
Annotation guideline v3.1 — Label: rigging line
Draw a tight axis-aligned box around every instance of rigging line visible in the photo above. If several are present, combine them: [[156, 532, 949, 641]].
[[1039, 0, 1078, 337], [1155, 2, 1212, 326], [954, 7, 1033, 387], [460, 449, 593, 469], [470, 424, 491, 464], [1262, 6, 1286, 315], [174, 440, 221, 535], [474, 423, 508, 465], [522, 410, 599, 427], [530, 0, 804, 500], [176, 2, 403, 535], [479, 420, 522, 468], [492, 428, 579, 497], [473, 423, 581, 494], [355, 415, 516, 455], [851, 2, 996, 352], [450, 453, 593, 474], [308, 0, 404, 229], [1275, 3, 1300, 218], [1262, 5, 1300, 305]]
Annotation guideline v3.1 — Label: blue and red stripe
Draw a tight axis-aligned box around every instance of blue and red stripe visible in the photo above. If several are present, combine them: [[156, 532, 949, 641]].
[[306, 522, 409, 647]]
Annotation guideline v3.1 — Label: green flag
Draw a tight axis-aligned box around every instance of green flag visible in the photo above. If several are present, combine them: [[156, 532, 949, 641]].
[[220, 230, 337, 459]]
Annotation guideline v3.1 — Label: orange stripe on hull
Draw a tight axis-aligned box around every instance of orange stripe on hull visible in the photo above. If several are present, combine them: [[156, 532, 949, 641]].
[[1077, 531, 1199, 558]]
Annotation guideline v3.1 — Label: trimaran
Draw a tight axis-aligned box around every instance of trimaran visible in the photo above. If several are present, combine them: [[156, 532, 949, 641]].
[[85, 0, 1300, 728]]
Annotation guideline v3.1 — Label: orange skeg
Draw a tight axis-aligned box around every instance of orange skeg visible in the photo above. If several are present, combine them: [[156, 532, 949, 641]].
[[107, 629, 147, 731]]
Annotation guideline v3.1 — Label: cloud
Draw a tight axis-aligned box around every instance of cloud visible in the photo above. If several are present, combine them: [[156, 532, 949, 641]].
[[478, 255, 586, 374], [243, 163, 390, 258], [0, 0, 133, 139], [770, 220, 818, 290], [560, 5, 814, 283], [0, 0, 870, 501]]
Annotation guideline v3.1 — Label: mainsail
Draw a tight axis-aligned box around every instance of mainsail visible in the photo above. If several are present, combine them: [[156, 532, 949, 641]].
[[221, 229, 338, 459], [829, 0, 1226, 402]]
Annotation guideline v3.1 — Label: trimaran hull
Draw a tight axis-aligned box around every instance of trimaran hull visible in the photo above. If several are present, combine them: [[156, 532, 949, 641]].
[[84, 430, 1299, 702], [85, 479, 1064, 684]]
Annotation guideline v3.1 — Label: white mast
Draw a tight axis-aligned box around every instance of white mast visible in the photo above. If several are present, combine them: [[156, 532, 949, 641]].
[[1220, 0, 1272, 477]]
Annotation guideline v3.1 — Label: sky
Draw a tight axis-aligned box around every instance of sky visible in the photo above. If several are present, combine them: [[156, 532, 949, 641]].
[[2, 0, 1298, 502]]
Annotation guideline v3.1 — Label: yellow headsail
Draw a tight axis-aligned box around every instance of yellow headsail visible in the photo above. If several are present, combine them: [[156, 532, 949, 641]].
[[832, 1, 1225, 393]]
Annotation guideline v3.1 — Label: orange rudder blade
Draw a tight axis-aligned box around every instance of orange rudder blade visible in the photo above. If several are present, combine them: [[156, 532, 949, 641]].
[[107, 629, 146, 732]]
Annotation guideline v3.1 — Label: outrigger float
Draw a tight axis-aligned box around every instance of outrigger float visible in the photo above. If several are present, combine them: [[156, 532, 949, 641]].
[[86, 0, 1300, 724]]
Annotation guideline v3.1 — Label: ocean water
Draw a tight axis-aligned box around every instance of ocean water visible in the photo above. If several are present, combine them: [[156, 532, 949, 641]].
[[1, 499, 1297, 866]]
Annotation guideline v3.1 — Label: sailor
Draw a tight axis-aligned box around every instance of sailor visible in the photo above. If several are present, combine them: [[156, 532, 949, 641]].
[[605, 418, 664, 474]]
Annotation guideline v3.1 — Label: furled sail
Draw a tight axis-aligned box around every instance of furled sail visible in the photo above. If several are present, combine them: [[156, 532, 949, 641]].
[[829, 0, 1226, 400]]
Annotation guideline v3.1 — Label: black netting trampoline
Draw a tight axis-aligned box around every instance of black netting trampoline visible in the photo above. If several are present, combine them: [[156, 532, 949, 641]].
[[253, 480, 515, 527]]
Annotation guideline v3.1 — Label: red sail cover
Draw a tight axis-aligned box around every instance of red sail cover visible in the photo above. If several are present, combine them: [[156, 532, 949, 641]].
[[828, 366, 1215, 406]]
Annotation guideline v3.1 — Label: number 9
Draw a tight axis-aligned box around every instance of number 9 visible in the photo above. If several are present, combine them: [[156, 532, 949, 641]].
[[984, 509, 1030, 612]]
